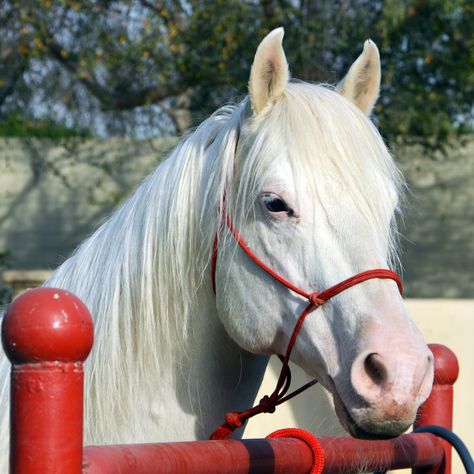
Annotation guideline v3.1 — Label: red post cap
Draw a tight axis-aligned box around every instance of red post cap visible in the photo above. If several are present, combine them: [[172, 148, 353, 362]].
[[2, 287, 94, 364], [428, 343, 459, 385]]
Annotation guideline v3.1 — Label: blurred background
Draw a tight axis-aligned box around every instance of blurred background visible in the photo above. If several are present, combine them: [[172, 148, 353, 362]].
[[0, 0, 473, 468]]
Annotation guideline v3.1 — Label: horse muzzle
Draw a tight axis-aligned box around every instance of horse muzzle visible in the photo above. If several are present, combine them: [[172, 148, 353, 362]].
[[331, 347, 434, 438]]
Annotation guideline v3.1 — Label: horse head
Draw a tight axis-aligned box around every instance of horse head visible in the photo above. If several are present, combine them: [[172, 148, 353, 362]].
[[213, 28, 433, 439]]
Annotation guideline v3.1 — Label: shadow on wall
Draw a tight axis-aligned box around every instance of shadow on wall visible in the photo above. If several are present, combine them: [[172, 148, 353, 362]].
[[0, 137, 177, 270], [1, 137, 473, 298], [397, 140, 474, 297]]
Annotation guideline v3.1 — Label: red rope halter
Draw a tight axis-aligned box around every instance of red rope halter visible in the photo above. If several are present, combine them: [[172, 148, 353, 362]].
[[210, 208, 403, 441]]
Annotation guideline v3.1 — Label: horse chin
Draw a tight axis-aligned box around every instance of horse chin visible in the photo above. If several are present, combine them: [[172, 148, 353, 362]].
[[328, 379, 413, 440]]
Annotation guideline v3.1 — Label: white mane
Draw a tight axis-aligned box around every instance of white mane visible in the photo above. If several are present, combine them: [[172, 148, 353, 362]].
[[40, 101, 247, 440]]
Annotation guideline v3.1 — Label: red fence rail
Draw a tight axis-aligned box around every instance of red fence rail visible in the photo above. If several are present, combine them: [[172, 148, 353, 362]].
[[2, 288, 460, 474], [81, 433, 446, 474]]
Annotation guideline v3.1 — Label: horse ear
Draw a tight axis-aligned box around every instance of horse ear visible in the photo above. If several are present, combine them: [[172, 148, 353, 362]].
[[249, 27, 289, 115], [337, 39, 381, 115]]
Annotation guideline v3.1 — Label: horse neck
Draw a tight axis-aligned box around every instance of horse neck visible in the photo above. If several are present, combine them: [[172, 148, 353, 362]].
[[78, 272, 269, 443], [167, 286, 269, 440]]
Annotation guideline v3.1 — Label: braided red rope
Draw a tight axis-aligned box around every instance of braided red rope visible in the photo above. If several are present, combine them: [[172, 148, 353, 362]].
[[210, 207, 403, 443], [267, 428, 325, 474]]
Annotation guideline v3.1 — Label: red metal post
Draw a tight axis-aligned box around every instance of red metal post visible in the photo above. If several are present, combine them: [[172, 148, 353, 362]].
[[413, 343, 459, 474], [2, 287, 94, 474]]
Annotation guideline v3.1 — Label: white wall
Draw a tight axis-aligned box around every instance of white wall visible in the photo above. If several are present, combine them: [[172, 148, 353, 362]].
[[244, 299, 474, 473]]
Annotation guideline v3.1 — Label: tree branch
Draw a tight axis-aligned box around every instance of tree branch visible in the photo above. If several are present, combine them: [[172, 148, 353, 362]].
[[43, 32, 189, 109], [0, 52, 28, 107], [138, 0, 165, 14], [138, 0, 184, 24]]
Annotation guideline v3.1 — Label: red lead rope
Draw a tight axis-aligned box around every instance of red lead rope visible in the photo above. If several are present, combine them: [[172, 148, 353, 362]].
[[267, 428, 325, 474], [209, 209, 403, 444]]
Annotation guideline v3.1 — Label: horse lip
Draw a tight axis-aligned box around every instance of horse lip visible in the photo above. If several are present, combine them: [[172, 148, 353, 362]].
[[327, 376, 398, 440], [337, 396, 397, 440]]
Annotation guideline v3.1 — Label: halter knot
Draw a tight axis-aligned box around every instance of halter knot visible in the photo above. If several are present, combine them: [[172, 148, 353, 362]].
[[258, 395, 276, 414], [309, 292, 326, 307], [225, 412, 243, 429]]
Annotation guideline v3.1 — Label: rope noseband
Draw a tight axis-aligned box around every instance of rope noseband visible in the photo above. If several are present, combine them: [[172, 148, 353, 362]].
[[210, 207, 403, 440]]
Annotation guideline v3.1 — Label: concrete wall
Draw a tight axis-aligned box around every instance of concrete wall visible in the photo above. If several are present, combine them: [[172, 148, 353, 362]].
[[0, 138, 176, 270], [397, 141, 474, 297], [1, 137, 473, 297]]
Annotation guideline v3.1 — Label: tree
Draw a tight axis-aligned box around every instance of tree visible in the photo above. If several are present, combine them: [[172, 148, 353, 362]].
[[0, 0, 472, 146]]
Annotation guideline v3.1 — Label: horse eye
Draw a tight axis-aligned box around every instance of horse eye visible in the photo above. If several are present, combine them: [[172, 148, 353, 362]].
[[265, 197, 287, 213], [262, 194, 294, 216]]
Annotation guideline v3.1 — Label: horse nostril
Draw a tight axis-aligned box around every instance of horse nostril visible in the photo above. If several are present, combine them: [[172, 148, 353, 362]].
[[364, 353, 387, 386]]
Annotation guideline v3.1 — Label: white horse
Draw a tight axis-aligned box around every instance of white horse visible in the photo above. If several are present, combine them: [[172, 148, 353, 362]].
[[0, 28, 434, 470]]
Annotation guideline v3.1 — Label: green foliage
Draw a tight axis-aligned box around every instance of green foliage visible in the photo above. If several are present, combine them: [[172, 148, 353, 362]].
[[373, 0, 474, 148], [0, 0, 472, 148], [0, 113, 90, 138]]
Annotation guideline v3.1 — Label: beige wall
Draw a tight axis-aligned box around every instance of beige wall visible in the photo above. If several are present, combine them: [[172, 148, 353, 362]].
[[0, 138, 176, 270], [1, 137, 473, 298], [244, 299, 473, 473]]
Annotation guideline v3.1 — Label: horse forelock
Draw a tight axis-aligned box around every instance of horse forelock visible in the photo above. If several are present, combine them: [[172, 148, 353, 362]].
[[231, 82, 404, 271]]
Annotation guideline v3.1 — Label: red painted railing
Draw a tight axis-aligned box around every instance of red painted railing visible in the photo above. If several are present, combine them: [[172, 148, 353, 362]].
[[2, 288, 460, 474]]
